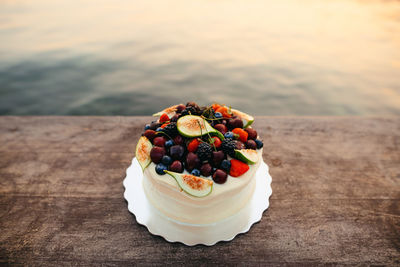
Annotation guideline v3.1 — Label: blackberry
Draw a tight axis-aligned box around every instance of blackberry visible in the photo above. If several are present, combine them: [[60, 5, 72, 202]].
[[221, 138, 236, 157], [162, 122, 178, 137], [181, 106, 197, 116], [197, 142, 213, 162]]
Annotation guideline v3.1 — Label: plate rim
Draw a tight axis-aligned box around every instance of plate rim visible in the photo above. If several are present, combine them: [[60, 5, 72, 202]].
[[123, 157, 273, 246]]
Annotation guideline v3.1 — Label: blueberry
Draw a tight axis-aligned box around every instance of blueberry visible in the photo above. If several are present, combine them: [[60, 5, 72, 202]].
[[255, 139, 263, 149], [144, 124, 151, 130], [220, 159, 231, 172], [165, 140, 174, 149], [191, 168, 201, 176], [224, 131, 234, 139], [161, 155, 172, 165], [156, 127, 163, 132], [155, 163, 168, 175], [215, 112, 222, 118]]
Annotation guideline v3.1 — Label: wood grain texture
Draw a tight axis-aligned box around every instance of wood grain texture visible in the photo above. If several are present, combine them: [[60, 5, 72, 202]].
[[0, 116, 399, 266]]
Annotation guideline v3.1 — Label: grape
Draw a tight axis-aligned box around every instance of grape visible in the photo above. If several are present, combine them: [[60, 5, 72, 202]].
[[185, 152, 201, 171], [173, 135, 184, 145], [176, 104, 186, 113], [245, 128, 257, 140], [150, 121, 161, 130], [235, 140, 246, 150], [214, 124, 228, 135], [212, 151, 225, 167], [144, 130, 157, 142], [186, 101, 200, 110], [153, 136, 166, 147], [246, 140, 257, 150], [150, 147, 166, 164], [170, 160, 183, 173], [200, 163, 213, 177], [170, 145, 184, 160], [227, 118, 243, 129], [144, 124, 151, 130], [212, 169, 228, 184]]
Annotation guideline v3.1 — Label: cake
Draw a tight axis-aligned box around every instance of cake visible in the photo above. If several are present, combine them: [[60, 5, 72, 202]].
[[135, 102, 264, 224]]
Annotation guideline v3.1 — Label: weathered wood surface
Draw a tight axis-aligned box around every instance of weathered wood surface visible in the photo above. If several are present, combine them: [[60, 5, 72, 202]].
[[0, 116, 399, 266]]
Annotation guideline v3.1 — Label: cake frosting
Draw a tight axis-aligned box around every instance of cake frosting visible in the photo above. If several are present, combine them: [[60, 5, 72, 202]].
[[143, 149, 262, 224]]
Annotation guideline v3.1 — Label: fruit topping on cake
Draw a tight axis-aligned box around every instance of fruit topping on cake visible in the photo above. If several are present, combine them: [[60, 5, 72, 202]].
[[165, 171, 213, 197], [229, 159, 250, 177], [221, 138, 236, 157], [136, 102, 264, 190], [177, 115, 224, 139], [152, 104, 181, 118], [135, 136, 153, 171], [234, 149, 259, 165], [230, 108, 254, 128]]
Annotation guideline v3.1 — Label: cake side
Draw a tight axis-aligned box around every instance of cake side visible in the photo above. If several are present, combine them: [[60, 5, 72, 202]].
[[143, 149, 262, 224]]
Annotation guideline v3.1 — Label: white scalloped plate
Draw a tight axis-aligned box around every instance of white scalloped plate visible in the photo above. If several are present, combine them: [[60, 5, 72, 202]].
[[123, 157, 272, 246]]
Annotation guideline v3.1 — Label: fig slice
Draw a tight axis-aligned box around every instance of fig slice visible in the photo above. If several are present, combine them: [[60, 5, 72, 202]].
[[177, 115, 224, 140], [152, 104, 181, 118], [135, 136, 153, 171], [230, 108, 254, 128], [165, 171, 213, 197], [234, 149, 258, 165]]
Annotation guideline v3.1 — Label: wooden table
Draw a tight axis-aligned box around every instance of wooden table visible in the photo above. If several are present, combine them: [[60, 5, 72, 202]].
[[1, 116, 399, 265]]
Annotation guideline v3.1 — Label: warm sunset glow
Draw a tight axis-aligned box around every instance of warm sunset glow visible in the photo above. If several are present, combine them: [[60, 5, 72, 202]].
[[0, 0, 399, 115]]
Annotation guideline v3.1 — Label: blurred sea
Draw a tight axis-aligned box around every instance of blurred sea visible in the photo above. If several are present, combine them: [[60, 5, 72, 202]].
[[1, 0, 400, 115]]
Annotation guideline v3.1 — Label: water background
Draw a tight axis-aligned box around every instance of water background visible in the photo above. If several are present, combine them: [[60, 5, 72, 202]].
[[1, 0, 400, 115]]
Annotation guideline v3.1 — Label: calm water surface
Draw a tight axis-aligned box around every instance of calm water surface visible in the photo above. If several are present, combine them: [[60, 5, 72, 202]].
[[1, 0, 400, 115]]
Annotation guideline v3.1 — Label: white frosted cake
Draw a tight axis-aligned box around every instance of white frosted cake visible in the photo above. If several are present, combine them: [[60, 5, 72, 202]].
[[135, 102, 264, 224]]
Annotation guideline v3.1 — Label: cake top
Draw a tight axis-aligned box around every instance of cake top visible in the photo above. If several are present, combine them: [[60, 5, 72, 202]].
[[135, 102, 264, 197]]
